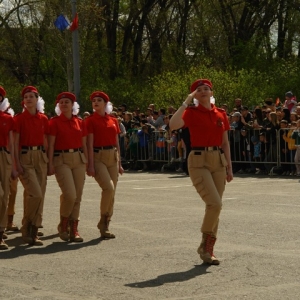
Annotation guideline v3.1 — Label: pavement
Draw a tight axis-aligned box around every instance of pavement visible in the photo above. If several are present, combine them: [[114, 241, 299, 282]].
[[1, 171, 300, 300]]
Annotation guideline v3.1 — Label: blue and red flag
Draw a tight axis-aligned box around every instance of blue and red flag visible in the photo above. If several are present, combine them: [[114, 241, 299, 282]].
[[54, 13, 78, 32]]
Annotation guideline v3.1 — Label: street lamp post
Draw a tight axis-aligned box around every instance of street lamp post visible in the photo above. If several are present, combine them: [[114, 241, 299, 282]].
[[71, 0, 80, 104]]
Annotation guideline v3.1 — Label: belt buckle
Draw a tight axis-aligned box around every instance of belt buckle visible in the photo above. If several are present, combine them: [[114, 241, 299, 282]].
[[207, 146, 214, 151], [32, 146, 38, 150], [69, 149, 74, 153]]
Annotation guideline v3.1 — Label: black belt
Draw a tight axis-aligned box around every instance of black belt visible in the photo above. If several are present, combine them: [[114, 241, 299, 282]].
[[22, 146, 44, 151], [54, 148, 82, 153], [192, 146, 219, 151], [94, 146, 115, 152], [0, 147, 10, 153]]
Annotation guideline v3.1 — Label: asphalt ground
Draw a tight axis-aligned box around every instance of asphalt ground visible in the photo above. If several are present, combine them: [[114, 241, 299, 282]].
[[1, 171, 300, 300]]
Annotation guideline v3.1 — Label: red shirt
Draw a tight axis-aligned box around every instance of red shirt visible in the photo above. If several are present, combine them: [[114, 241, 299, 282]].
[[49, 114, 87, 150], [0, 111, 14, 147], [85, 113, 120, 147], [14, 109, 49, 147], [182, 104, 229, 147]]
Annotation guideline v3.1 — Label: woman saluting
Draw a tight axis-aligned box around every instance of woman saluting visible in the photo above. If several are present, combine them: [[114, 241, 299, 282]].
[[170, 79, 233, 265]]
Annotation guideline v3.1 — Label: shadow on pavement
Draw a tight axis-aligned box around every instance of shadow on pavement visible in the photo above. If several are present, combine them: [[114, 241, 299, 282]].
[[125, 264, 211, 288], [1, 237, 103, 259]]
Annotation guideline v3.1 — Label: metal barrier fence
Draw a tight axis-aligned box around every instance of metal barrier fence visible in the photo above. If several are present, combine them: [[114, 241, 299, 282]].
[[120, 127, 300, 174]]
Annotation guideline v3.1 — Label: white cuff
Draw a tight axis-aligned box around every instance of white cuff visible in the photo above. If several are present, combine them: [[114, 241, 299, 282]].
[[182, 102, 188, 108]]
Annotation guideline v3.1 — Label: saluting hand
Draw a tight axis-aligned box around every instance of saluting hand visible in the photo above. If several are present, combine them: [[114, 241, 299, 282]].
[[185, 90, 197, 106]]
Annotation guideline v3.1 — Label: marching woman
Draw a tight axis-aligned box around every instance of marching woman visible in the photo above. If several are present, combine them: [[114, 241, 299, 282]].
[[86, 91, 124, 239], [48, 92, 88, 242], [170, 79, 233, 265], [14, 86, 49, 246], [0, 86, 18, 249]]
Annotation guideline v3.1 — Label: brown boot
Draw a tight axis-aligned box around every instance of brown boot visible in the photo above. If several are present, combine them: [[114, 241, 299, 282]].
[[0, 231, 8, 250], [2, 232, 8, 239], [69, 220, 83, 242], [31, 225, 43, 246], [197, 233, 220, 265], [20, 222, 33, 244], [6, 215, 19, 232], [58, 216, 69, 241], [97, 215, 115, 239]]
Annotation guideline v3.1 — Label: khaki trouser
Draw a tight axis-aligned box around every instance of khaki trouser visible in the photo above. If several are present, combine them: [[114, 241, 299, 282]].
[[94, 148, 119, 219], [7, 178, 18, 216], [0, 150, 12, 231], [188, 149, 227, 237], [19, 150, 48, 227], [54, 152, 86, 220]]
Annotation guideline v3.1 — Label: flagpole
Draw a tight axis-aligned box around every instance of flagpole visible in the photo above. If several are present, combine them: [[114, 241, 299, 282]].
[[71, 0, 80, 105]]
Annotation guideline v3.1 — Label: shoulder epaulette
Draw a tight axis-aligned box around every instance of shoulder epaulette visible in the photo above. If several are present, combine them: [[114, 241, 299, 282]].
[[14, 112, 22, 117], [74, 115, 83, 120], [216, 107, 225, 112], [50, 115, 59, 120]]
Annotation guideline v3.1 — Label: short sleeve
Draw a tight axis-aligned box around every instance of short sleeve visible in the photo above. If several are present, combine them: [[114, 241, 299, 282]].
[[182, 108, 192, 127]]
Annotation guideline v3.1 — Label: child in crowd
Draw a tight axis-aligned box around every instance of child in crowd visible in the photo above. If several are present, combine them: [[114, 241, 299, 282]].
[[251, 135, 261, 174], [166, 130, 177, 163], [284, 91, 297, 113], [156, 130, 166, 160]]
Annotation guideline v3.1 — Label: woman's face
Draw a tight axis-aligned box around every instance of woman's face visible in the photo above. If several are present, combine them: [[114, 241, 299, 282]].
[[194, 85, 212, 101], [92, 97, 106, 112], [23, 92, 38, 108], [58, 98, 73, 114]]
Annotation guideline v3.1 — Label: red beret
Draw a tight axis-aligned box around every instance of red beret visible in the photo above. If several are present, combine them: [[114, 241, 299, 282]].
[[190, 79, 213, 92], [56, 92, 76, 104], [0, 86, 6, 98], [21, 86, 38, 98], [90, 91, 109, 103]]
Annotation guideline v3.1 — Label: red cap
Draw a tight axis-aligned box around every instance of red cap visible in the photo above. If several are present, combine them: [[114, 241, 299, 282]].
[[21, 86, 38, 98], [190, 79, 213, 92], [56, 92, 76, 104], [0, 86, 6, 98], [90, 91, 109, 103]]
